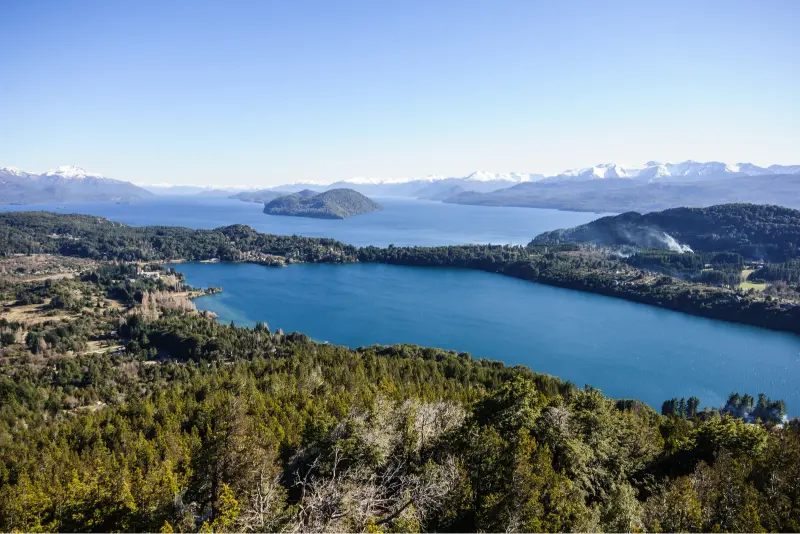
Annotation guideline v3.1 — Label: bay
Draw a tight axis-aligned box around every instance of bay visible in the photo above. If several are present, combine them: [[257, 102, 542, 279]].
[[175, 261, 800, 413], [0, 196, 604, 247]]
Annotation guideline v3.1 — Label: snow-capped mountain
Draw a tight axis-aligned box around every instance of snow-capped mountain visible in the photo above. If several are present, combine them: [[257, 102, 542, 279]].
[[261, 171, 548, 199], [547, 160, 800, 183], [0, 165, 153, 204], [462, 171, 545, 183], [0, 167, 33, 179], [555, 163, 635, 181], [255, 161, 799, 201], [43, 165, 110, 181], [268, 160, 800, 194]]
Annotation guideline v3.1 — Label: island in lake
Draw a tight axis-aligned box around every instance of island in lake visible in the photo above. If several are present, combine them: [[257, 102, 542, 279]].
[[263, 188, 382, 219]]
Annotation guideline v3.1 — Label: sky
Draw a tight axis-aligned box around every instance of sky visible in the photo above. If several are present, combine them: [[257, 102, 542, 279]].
[[1, 0, 798, 187]]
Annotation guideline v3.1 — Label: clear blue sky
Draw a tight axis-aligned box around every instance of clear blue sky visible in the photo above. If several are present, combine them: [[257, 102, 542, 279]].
[[1, 0, 798, 186]]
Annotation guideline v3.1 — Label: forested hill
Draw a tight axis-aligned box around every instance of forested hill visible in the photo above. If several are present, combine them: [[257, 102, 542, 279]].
[[263, 188, 382, 219], [0, 211, 358, 263], [532, 203, 800, 262]]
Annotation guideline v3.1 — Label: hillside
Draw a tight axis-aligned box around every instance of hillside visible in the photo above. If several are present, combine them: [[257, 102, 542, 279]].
[[446, 174, 800, 213], [531, 203, 800, 262], [263, 188, 382, 219], [0, 165, 154, 204], [230, 189, 291, 203]]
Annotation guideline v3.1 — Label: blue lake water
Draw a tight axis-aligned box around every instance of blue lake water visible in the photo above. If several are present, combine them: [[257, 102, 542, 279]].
[[0, 196, 604, 247], [5, 196, 799, 412], [174, 261, 800, 412]]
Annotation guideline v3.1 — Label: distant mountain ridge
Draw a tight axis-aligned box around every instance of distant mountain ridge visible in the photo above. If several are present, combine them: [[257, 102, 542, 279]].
[[545, 161, 800, 183], [0, 165, 153, 204], [230, 189, 292, 203], [263, 188, 382, 219], [258, 160, 800, 202], [446, 174, 800, 213], [266, 160, 800, 190]]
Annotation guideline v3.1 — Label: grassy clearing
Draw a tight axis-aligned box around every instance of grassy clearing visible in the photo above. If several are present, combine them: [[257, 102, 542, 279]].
[[740, 269, 767, 291], [1, 299, 76, 326]]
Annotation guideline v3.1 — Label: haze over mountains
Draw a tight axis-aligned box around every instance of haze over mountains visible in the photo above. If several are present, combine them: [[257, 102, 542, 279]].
[[0, 165, 153, 204], [260, 159, 800, 194], [257, 160, 800, 212], [4, 160, 800, 212]]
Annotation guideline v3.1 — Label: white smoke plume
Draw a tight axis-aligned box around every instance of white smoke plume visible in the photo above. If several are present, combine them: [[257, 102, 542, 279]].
[[659, 232, 693, 253], [615, 225, 694, 254]]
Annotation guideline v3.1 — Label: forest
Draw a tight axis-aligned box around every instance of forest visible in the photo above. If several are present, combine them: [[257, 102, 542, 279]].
[[263, 189, 382, 219], [1, 262, 798, 533], [532, 203, 800, 262]]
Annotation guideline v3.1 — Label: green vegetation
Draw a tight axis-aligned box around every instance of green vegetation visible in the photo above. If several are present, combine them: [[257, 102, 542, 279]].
[[532, 203, 800, 262], [740, 269, 767, 292], [0, 211, 358, 263], [263, 188, 382, 219], [1, 265, 798, 532], [753, 259, 800, 283]]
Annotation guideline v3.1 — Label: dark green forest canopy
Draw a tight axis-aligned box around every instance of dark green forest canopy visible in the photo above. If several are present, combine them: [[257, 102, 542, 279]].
[[0, 211, 359, 262], [263, 188, 382, 219], [0, 288, 797, 532], [531, 203, 800, 262]]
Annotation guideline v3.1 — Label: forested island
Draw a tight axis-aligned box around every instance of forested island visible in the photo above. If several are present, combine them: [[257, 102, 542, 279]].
[[0, 251, 797, 532], [263, 188, 382, 219]]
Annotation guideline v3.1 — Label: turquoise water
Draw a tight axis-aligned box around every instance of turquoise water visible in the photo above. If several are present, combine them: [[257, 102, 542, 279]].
[[0, 196, 604, 247], [174, 262, 800, 412]]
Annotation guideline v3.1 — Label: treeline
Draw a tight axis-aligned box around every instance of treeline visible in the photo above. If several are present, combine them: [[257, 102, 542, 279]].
[[0, 212, 358, 263], [753, 259, 800, 283], [2, 306, 800, 532], [623, 250, 745, 286], [661, 393, 787, 424]]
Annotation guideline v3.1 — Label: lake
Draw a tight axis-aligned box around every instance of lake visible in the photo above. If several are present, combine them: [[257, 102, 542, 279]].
[[0, 196, 604, 247], [6, 196, 799, 412], [173, 261, 800, 413]]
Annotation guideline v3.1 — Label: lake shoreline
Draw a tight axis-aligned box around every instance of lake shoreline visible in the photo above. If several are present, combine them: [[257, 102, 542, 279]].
[[172, 261, 800, 412], [175, 257, 800, 337]]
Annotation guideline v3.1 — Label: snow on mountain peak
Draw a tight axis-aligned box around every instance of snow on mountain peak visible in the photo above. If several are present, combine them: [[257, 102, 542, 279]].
[[0, 167, 27, 176], [463, 171, 542, 183], [44, 165, 105, 180], [557, 163, 634, 180]]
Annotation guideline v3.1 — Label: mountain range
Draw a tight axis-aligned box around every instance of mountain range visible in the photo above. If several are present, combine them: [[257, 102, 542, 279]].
[[5, 160, 800, 213], [260, 161, 800, 203], [0, 165, 153, 204], [544, 161, 800, 182]]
